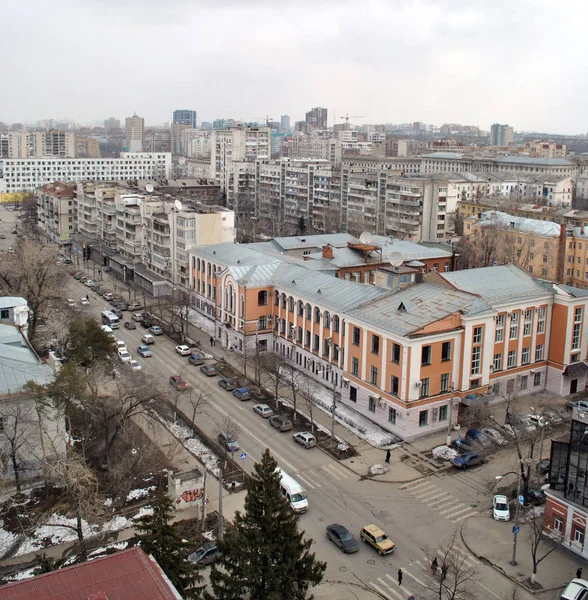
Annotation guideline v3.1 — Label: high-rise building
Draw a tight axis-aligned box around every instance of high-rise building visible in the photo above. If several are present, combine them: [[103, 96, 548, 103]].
[[280, 115, 291, 131], [201, 122, 212, 131], [305, 107, 328, 130], [104, 117, 121, 132], [125, 114, 145, 152], [490, 123, 514, 146], [173, 110, 197, 129]]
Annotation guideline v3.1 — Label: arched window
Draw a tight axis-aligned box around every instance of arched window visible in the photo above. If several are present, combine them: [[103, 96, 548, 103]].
[[288, 296, 295, 312], [258, 290, 268, 306], [207, 262, 211, 276], [196, 258, 201, 271], [281, 293, 287, 309], [314, 306, 321, 322], [274, 290, 280, 306], [240, 294, 244, 316], [333, 315, 340, 333], [324, 311, 331, 329], [228, 284, 234, 312], [305, 303, 312, 320], [297, 300, 304, 316]]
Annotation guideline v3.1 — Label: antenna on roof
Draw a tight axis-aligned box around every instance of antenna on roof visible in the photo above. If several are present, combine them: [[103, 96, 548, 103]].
[[359, 231, 373, 244], [388, 252, 403, 267]]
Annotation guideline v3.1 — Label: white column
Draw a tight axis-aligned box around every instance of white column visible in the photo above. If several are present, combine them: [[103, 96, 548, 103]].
[[361, 328, 368, 381]]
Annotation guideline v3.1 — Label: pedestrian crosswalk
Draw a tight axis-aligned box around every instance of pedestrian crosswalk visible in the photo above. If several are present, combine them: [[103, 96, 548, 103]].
[[399, 478, 481, 523], [294, 462, 352, 490]]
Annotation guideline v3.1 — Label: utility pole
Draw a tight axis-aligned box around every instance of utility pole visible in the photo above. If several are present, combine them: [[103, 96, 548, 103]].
[[511, 468, 522, 565], [200, 469, 207, 532], [218, 464, 224, 541]]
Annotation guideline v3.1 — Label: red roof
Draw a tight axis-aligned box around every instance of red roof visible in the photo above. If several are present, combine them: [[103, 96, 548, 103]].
[[0, 547, 181, 600]]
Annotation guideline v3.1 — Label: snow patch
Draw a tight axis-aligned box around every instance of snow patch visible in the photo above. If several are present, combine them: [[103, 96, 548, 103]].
[[133, 507, 154, 520], [368, 463, 390, 476], [4, 567, 36, 582], [126, 486, 156, 502], [432, 446, 458, 461], [202, 529, 215, 541]]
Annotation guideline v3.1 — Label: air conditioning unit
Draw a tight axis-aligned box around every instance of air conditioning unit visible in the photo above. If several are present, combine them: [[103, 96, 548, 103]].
[[415, 382, 421, 388]]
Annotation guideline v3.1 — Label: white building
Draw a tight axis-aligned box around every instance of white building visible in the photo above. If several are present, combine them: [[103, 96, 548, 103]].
[[0, 153, 172, 192], [125, 114, 145, 152]]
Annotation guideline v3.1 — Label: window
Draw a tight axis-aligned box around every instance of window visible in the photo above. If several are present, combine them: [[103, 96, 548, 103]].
[[351, 357, 359, 376], [324, 311, 331, 329], [371, 335, 380, 355], [0, 309, 9, 320], [297, 300, 304, 316], [280, 293, 286, 309], [510, 312, 519, 339], [333, 344, 340, 361], [439, 405, 448, 421], [473, 326, 482, 344], [258, 316, 267, 330], [323, 339, 330, 356], [314, 306, 321, 322], [392, 343, 401, 364], [441, 341, 451, 362], [422, 345, 432, 366], [493, 353, 502, 371], [554, 516, 563, 533], [507, 350, 516, 368], [471, 346, 481, 375], [258, 290, 268, 306], [573, 323, 581, 350], [288, 296, 294, 312], [495, 314, 504, 342], [574, 526, 584, 545], [390, 375, 399, 396], [352, 326, 361, 345], [575, 306, 583, 323], [534, 372, 542, 386], [419, 410, 429, 427], [506, 379, 515, 393], [522, 346, 530, 364], [370, 366, 378, 385], [440, 373, 449, 393], [305, 330, 311, 347], [368, 397, 376, 412], [297, 326, 303, 343], [420, 377, 430, 398], [471, 378, 481, 389], [313, 334, 319, 352], [274, 290, 279, 305], [305, 303, 311, 320], [524, 309, 532, 336], [535, 344, 543, 361], [520, 375, 528, 390], [349, 386, 357, 402], [333, 315, 340, 332], [537, 307, 546, 333], [388, 407, 397, 424]]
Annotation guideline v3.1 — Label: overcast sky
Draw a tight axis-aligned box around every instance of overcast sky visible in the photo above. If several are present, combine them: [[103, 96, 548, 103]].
[[1, 0, 584, 133]]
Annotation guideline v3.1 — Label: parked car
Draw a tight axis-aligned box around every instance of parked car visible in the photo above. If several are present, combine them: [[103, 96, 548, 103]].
[[359, 524, 395, 555], [200, 365, 218, 377], [481, 428, 507, 446], [141, 334, 155, 345], [451, 452, 484, 469], [109, 296, 123, 306], [326, 524, 359, 554], [7, 247, 15, 254], [149, 325, 163, 336], [188, 354, 205, 366], [539, 458, 550, 473], [111, 308, 123, 318], [115, 301, 129, 311], [218, 432, 239, 452], [90, 283, 101, 292], [188, 542, 220, 566], [117, 350, 131, 364], [527, 414, 550, 428], [465, 429, 492, 447], [132, 312, 143, 322], [84, 279, 94, 287], [115, 340, 127, 352], [253, 404, 273, 418], [218, 377, 237, 391], [452, 436, 476, 451], [67, 298, 76, 308], [566, 400, 588, 411], [175, 344, 191, 356], [74, 272, 84, 280], [128, 302, 143, 311], [140, 318, 152, 329], [103, 292, 114, 301], [129, 359, 142, 371], [137, 345, 152, 358], [492, 494, 510, 521], [169, 375, 189, 391], [233, 387, 251, 401], [293, 431, 317, 449], [80, 297, 89, 306], [269, 415, 293, 432], [124, 320, 136, 330], [526, 489, 547, 505], [560, 579, 588, 600]]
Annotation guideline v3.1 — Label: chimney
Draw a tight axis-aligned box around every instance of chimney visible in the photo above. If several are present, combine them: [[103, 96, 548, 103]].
[[322, 244, 334, 259]]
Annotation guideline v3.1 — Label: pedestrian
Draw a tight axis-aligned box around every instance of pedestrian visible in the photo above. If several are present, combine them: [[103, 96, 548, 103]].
[[385, 449, 391, 464], [85, 294, 89, 301], [210, 336, 214, 346], [578, 567, 583, 579], [397, 568, 402, 586], [441, 565, 448, 581]]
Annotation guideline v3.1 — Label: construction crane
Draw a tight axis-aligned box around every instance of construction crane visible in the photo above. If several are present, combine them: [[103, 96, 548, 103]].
[[253, 115, 274, 127], [340, 113, 365, 124]]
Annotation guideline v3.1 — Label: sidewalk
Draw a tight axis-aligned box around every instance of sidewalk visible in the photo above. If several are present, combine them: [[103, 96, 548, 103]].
[[461, 515, 576, 594]]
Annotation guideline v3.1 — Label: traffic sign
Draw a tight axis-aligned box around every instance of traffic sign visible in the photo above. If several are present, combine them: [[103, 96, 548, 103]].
[[519, 494, 525, 505], [513, 525, 520, 534], [240, 452, 247, 460]]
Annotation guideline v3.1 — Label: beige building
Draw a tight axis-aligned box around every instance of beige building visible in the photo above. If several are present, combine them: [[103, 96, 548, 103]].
[[281, 134, 341, 165], [125, 114, 145, 152], [523, 140, 567, 159], [36, 182, 76, 243], [1, 130, 75, 158], [74, 137, 100, 158]]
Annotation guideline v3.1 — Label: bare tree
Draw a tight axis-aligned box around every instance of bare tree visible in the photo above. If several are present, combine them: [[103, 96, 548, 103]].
[[528, 514, 557, 584], [260, 352, 286, 407], [501, 584, 524, 600], [281, 360, 305, 423], [215, 416, 241, 459], [0, 403, 36, 492], [187, 390, 208, 424]]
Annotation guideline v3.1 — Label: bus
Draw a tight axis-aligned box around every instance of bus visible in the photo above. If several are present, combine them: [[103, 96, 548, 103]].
[[276, 468, 308, 513], [101, 310, 120, 329]]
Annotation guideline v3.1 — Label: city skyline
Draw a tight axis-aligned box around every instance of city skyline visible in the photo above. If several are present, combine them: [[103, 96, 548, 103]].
[[0, 0, 586, 134]]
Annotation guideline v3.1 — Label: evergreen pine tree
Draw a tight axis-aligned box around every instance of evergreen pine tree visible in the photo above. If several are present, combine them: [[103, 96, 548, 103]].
[[135, 493, 203, 599], [208, 449, 326, 600]]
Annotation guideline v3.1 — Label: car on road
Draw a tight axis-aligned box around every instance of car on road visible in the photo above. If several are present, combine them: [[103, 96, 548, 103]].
[[233, 387, 251, 401], [252, 404, 273, 418], [132, 312, 143, 322], [188, 542, 220, 566], [269, 415, 293, 432], [124, 320, 136, 330], [560, 579, 588, 600], [128, 302, 143, 311], [326, 524, 359, 554], [218, 377, 237, 391], [175, 344, 191, 356], [67, 298, 76, 308], [137, 345, 152, 358], [140, 318, 152, 329], [141, 334, 154, 345], [80, 297, 89, 306], [84, 279, 94, 287], [103, 292, 114, 301], [114, 301, 129, 311], [292, 431, 317, 449], [360, 524, 395, 555], [218, 432, 239, 452], [526, 489, 546, 505], [111, 308, 123, 318], [188, 354, 205, 365], [115, 340, 127, 352], [465, 429, 492, 447], [7, 247, 15, 254], [0, 235, 5, 240], [492, 494, 510, 521], [451, 452, 484, 469], [10, 228, 17, 234], [200, 365, 218, 377], [149, 325, 163, 336], [118, 349, 131, 364], [129, 359, 142, 371], [481, 428, 507, 446], [169, 375, 189, 391]]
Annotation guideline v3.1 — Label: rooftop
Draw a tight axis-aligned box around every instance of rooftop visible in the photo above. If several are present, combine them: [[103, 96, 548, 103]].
[[472, 211, 561, 237]]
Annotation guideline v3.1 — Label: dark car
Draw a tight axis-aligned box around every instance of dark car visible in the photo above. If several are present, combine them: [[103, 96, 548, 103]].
[[526, 489, 546, 505], [169, 375, 189, 391], [115, 301, 129, 311], [109, 296, 123, 307], [539, 458, 550, 473], [218, 378, 237, 391], [451, 452, 484, 469], [124, 320, 136, 330], [140, 318, 152, 329], [188, 354, 205, 366], [200, 365, 218, 377], [452, 436, 475, 452], [326, 524, 359, 554], [465, 429, 492, 447], [269, 415, 293, 432], [111, 308, 123, 318], [188, 542, 220, 566], [232, 387, 251, 401]]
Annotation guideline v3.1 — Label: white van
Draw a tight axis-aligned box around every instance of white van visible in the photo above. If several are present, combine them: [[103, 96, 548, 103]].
[[100, 325, 116, 340], [561, 579, 588, 600], [276, 468, 308, 514]]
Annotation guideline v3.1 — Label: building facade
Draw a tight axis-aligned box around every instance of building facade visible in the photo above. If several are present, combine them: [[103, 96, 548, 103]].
[[173, 110, 197, 129], [125, 114, 145, 152], [36, 182, 76, 242], [305, 107, 328, 130], [490, 123, 514, 147]]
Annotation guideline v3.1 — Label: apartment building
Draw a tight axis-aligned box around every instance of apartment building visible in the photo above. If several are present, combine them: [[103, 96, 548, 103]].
[[36, 182, 76, 243], [74, 137, 100, 158], [523, 140, 567, 159], [189, 242, 584, 439], [173, 109, 197, 128], [184, 131, 211, 158], [143, 128, 172, 153], [305, 107, 328, 130], [0, 153, 172, 192], [280, 134, 342, 166], [125, 114, 145, 152], [490, 123, 514, 147], [0, 130, 75, 158]]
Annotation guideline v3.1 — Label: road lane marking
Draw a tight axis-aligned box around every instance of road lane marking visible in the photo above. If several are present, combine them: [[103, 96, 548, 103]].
[[437, 501, 464, 515], [369, 582, 395, 600], [296, 473, 318, 489], [413, 488, 443, 500], [321, 463, 344, 480], [400, 479, 428, 491], [389, 568, 427, 589], [426, 493, 452, 507], [377, 578, 403, 600], [449, 505, 477, 519], [450, 510, 480, 523]]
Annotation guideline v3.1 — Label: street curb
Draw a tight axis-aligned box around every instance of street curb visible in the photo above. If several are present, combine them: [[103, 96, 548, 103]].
[[459, 520, 566, 596], [323, 579, 389, 599]]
